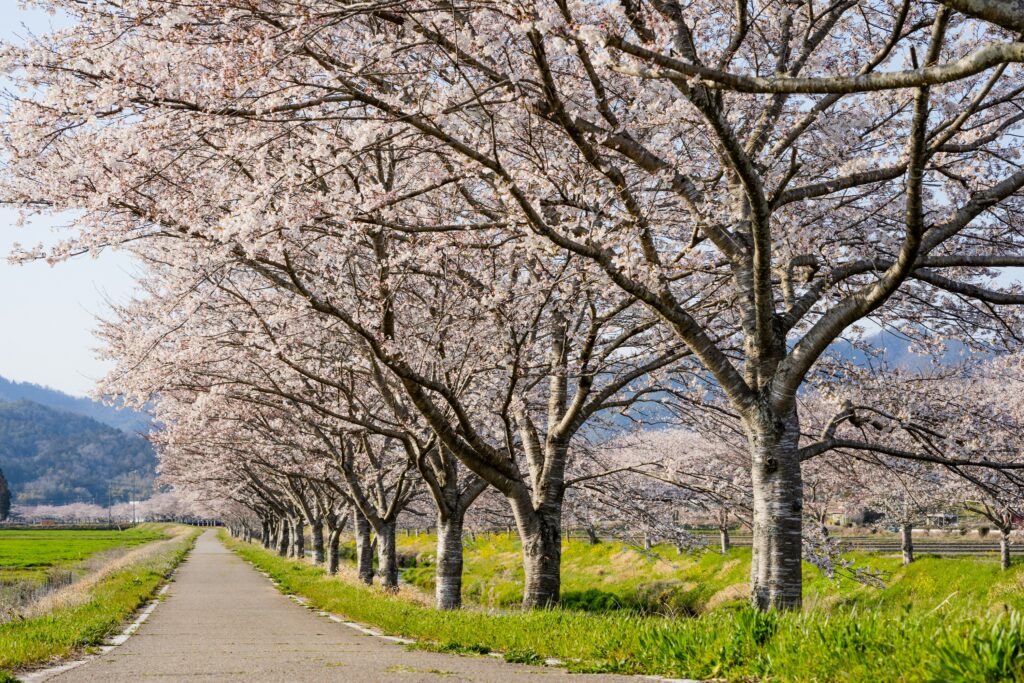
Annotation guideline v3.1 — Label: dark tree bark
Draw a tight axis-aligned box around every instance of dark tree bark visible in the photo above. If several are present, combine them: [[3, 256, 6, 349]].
[[277, 520, 289, 557], [511, 497, 562, 609], [293, 519, 305, 559], [0, 467, 9, 522], [376, 520, 399, 590], [414, 444, 487, 610], [311, 518, 325, 565], [747, 409, 803, 611], [354, 509, 374, 585], [435, 516, 464, 610], [1000, 527, 1011, 570], [937, 0, 1024, 31], [327, 527, 341, 575], [901, 524, 914, 565]]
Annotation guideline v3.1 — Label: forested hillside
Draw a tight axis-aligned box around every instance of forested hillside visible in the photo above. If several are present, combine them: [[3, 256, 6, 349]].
[[0, 400, 156, 505], [0, 376, 150, 433]]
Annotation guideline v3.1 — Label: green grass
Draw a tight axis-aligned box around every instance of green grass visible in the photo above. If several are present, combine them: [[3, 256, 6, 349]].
[[396, 532, 1024, 617], [230, 531, 1024, 681], [0, 525, 198, 677], [0, 527, 168, 585]]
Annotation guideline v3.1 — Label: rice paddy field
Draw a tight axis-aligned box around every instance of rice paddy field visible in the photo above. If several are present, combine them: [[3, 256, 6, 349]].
[[0, 525, 177, 625], [0, 527, 168, 586]]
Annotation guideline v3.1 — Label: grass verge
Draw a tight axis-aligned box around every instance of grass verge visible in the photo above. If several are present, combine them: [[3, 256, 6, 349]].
[[0, 525, 200, 678], [395, 531, 1024, 617], [226, 532, 1024, 682]]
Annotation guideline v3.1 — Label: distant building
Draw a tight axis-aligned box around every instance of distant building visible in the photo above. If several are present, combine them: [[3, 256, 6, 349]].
[[925, 512, 959, 527]]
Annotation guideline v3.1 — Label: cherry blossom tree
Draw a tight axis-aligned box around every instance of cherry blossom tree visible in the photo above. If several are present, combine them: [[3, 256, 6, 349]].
[[600, 429, 750, 553], [964, 496, 1018, 570], [852, 459, 949, 564], [803, 356, 1024, 566], [4, 0, 1024, 611], [14, 503, 107, 523]]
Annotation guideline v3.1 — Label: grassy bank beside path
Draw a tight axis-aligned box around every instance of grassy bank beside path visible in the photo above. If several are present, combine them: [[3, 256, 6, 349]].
[[0, 524, 199, 678], [226, 532, 1024, 682], [396, 531, 1024, 616]]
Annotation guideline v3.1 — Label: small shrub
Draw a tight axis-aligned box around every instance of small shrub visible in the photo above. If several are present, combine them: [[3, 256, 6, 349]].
[[561, 588, 630, 612], [412, 640, 492, 655], [504, 648, 544, 665]]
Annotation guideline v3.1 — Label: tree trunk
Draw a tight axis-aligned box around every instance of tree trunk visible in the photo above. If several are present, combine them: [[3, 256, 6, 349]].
[[901, 523, 914, 565], [292, 519, 305, 559], [277, 521, 289, 557], [354, 509, 374, 585], [376, 520, 399, 591], [720, 526, 731, 554], [327, 528, 341, 575], [1000, 528, 1011, 570], [748, 411, 803, 611], [435, 515, 464, 610], [513, 503, 562, 609], [261, 521, 270, 548], [311, 518, 325, 565], [585, 526, 599, 545]]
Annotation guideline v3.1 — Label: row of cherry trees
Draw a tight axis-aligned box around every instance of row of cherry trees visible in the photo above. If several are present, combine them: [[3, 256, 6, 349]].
[[3, 0, 1024, 610], [10, 492, 216, 526]]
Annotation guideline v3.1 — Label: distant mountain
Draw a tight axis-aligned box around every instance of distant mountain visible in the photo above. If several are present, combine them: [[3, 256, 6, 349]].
[[0, 400, 157, 506], [830, 329, 975, 370], [0, 376, 151, 433]]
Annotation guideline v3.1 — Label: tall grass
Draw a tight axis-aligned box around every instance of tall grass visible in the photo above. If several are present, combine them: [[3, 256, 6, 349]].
[[929, 612, 1024, 682], [228, 532, 1024, 681]]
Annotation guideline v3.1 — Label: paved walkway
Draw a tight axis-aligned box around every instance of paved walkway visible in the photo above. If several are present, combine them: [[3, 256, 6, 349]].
[[45, 530, 642, 682]]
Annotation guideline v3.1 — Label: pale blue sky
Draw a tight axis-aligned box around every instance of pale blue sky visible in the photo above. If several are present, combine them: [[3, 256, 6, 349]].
[[1, 5, 138, 397]]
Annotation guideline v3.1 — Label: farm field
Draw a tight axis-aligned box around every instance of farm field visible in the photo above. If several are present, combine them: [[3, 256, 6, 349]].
[[0, 526, 168, 585], [237, 531, 1024, 681], [0, 524, 198, 675]]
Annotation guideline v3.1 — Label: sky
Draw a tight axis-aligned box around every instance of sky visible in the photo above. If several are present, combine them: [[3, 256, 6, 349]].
[[0, 5, 138, 397]]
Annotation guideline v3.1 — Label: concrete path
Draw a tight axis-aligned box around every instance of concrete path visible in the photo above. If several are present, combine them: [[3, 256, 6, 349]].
[[44, 530, 643, 682]]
